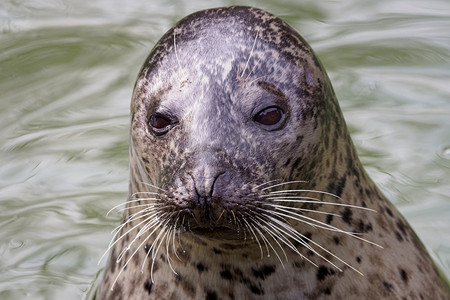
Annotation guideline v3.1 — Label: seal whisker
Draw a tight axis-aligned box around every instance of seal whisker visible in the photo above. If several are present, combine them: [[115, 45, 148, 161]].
[[115, 203, 158, 213], [98, 211, 159, 265], [171, 214, 183, 261], [301, 231, 364, 276], [252, 214, 319, 268], [260, 207, 355, 236], [165, 226, 179, 275], [262, 208, 382, 248], [265, 198, 376, 212], [251, 179, 282, 190], [268, 189, 343, 200], [260, 180, 309, 192], [106, 198, 160, 216], [150, 223, 173, 282], [264, 203, 341, 217], [241, 217, 264, 259], [110, 218, 166, 290], [245, 56, 263, 80], [250, 219, 285, 267], [240, 31, 258, 78], [264, 215, 344, 272], [140, 182, 167, 193], [216, 209, 225, 223], [116, 215, 162, 262], [112, 208, 159, 234], [249, 214, 291, 260]]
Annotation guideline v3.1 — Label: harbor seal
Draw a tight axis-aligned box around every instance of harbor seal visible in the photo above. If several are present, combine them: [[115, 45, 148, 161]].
[[97, 6, 450, 299]]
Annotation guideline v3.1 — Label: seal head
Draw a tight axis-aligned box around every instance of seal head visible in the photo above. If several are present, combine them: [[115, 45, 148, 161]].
[[98, 6, 450, 299]]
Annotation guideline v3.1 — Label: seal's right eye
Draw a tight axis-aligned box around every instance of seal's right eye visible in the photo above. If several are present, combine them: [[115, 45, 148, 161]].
[[149, 114, 173, 136]]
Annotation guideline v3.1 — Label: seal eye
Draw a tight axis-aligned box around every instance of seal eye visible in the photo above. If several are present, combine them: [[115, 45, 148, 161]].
[[253, 106, 285, 127], [149, 114, 173, 136]]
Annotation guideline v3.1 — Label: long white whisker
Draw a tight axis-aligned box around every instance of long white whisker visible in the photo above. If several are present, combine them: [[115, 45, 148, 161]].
[[252, 179, 282, 190], [268, 189, 342, 200], [98, 211, 159, 265], [249, 217, 285, 268], [240, 32, 258, 77], [140, 182, 167, 192], [110, 219, 164, 291], [252, 214, 319, 268], [249, 215, 289, 261], [260, 181, 308, 192], [262, 208, 382, 248], [264, 203, 341, 217], [266, 198, 376, 212], [241, 218, 264, 259]]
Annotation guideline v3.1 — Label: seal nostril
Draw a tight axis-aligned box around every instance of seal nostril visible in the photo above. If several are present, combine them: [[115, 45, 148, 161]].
[[210, 171, 225, 197]]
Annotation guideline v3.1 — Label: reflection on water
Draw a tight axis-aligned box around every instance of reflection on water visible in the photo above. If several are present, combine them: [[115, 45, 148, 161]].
[[1, 0, 449, 298]]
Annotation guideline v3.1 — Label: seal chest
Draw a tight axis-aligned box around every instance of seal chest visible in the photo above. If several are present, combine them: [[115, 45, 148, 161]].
[[97, 6, 450, 299]]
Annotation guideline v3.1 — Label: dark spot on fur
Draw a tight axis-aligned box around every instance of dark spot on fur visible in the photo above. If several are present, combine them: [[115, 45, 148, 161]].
[[395, 231, 404, 242], [358, 219, 373, 233], [175, 273, 182, 283], [213, 247, 222, 254], [220, 269, 233, 280], [396, 220, 407, 235], [333, 236, 340, 245], [303, 231, 312, 241], [356, 256, 361, 263], [206, 290, 218, 300], [341, 207, 353, 225], [324, 287, 331, 295], [144, 243, 152, 257], [326, 214, 333, 224], [160, 253, 166, 262], [283, 158, 291, 167], [196, 262, 206, 273], [386, 207, 394, 217], [249, 283, 264, 295], [317, 266, 335, 281], [252, 265, 276, 279], [221, 243, 237, 250], [112, 282, 122, 297], [144, 280, 153, 294], [399, 268, 408, 284], [383, 281, 393, 292], [335, 176, 346, 197]]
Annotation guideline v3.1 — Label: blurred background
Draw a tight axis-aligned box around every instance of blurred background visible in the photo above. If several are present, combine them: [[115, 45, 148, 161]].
[[0, 0, 449, 298]]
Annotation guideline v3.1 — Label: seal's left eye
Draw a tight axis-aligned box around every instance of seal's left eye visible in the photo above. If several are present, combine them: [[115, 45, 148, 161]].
[[149, 114, 173, 136], [253, 106, 285, 127]]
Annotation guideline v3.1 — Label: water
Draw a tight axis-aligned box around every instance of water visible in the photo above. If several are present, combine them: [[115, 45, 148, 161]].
[[1, 0, 449, 298]]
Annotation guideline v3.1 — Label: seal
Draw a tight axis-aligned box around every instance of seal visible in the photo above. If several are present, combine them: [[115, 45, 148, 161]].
[[97, 6, 450, 299]]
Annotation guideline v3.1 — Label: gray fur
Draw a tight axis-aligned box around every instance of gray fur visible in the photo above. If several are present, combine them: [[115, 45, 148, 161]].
[[97, 6, 450, 299]]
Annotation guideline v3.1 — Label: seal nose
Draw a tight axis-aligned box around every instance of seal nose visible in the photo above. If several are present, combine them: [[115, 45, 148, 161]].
[[189, 152, 230, 224], [191, 155, 224, 203]]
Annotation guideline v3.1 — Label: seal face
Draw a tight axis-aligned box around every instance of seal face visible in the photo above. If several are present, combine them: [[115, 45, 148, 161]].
[[97, 6, 450, 299]]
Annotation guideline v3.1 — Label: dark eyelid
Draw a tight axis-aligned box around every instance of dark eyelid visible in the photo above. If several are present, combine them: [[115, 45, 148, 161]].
[[257, 81, 286, 99]]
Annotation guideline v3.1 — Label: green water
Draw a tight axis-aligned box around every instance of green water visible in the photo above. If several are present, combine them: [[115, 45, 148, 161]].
[[1, 0, 449, 298]]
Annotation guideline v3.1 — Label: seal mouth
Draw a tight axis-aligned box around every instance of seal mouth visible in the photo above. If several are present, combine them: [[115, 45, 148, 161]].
[[189, 225, 241, 240]]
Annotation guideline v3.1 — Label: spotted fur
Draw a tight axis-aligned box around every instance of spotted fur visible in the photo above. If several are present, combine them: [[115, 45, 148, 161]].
[[97, 6, 450, 299]]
